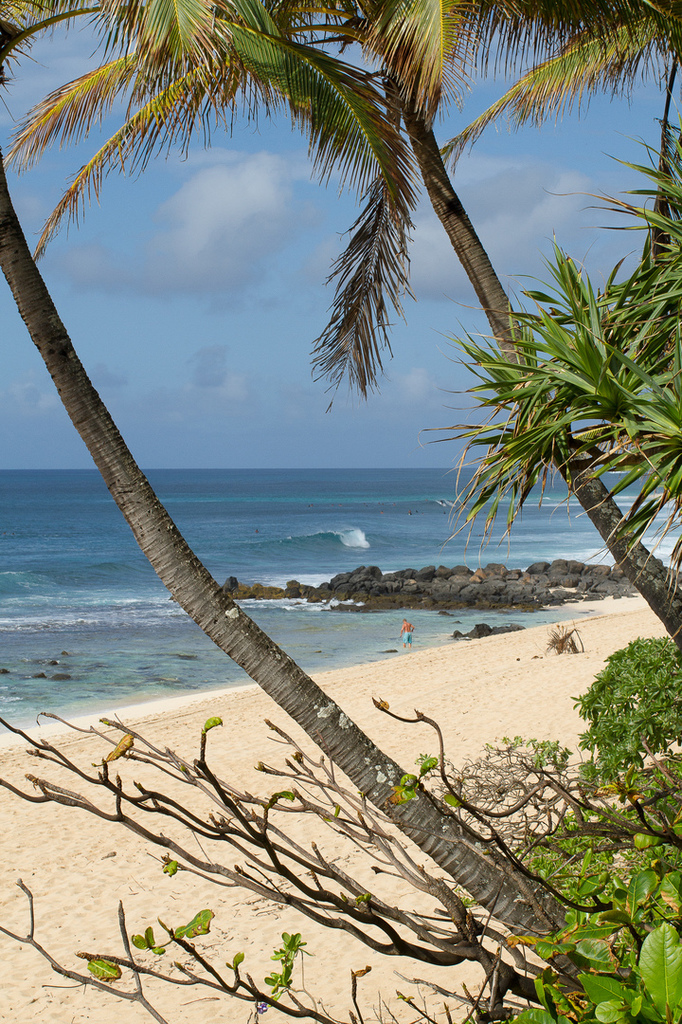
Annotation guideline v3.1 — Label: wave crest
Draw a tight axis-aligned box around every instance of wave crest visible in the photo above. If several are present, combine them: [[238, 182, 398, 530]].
[[338, 528, 370, 549]]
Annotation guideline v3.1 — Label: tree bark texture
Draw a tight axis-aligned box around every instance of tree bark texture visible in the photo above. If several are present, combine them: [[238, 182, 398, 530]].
[[400, 98, 517, 361], [570, 464, 682, 646], [401, 105, 682, 645], [0, 152, 564, 936]]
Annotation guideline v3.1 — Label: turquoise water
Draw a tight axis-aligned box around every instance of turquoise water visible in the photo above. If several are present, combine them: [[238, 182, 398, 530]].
[[0, 468, 622, 726]]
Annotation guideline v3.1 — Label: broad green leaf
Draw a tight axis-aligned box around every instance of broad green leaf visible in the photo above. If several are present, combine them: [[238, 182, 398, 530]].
[[579, 973, 628, 1005], [535, 939, 576, 960], [634, 832, 663, 850], [174, 909, 214, 939], [513, 1012, 555, 1024], [598, 910, 632, 926], [639, 923, 682, 1015], [626, 869, 658, 915], [660, 873, 682, 914], [87, 958, 122, 982], [573, 939, 618, 971], [418, 756, 438, 775], [594, 999, 626, 1023], [131, 934, 147, 949], [163, 860, 178, 876], [232, 951, 245, 969]]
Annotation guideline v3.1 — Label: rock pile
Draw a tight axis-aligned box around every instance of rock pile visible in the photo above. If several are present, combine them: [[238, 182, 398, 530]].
[[227, 559, 636, 612]]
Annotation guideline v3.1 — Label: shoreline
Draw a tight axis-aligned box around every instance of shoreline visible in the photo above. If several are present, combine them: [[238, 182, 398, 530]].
[[0, 593, 649, 752], [0, 595, 667, 1023]]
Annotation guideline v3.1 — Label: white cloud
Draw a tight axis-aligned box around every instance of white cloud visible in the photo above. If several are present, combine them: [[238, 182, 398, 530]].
[[54, 150, 322, 298], [5, 372, 60, 414], [187, 345, 249, 400], [144, 153, 305, 292], [408, 156, 606, 303], [393, 367, 438, 404]]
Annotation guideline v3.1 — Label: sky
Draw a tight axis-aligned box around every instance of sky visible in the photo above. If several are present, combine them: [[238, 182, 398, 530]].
[[0, 24, 671, 469]]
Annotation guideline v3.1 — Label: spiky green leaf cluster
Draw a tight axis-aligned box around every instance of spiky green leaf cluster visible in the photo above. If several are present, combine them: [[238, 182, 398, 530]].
[[448, 128, 682, 569]]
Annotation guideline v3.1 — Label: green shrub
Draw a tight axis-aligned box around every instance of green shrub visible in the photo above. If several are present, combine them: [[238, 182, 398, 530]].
[[576, 637, 682, 779], [513, 860, 682, 1024]]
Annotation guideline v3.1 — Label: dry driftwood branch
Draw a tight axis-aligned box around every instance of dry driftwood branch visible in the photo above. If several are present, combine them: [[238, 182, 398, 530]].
[[4, 709, 682, 1023]]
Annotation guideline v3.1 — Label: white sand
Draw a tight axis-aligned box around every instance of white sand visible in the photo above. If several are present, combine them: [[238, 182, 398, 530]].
[[0, 596, 664, 1023]]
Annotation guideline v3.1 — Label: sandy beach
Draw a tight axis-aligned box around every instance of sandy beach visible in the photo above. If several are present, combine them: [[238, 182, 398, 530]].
[[0, 596, 665, 1023]]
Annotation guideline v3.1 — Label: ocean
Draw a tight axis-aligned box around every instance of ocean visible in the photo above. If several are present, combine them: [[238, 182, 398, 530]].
[[0, 467, 632, 727]]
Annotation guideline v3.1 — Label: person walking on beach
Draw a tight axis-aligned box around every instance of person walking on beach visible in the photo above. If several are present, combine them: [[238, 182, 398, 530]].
[[400, 618, 414, 650]]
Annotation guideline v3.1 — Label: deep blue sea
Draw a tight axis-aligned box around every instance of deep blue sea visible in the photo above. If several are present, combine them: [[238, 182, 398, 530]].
[[0, 468, 633, 727]]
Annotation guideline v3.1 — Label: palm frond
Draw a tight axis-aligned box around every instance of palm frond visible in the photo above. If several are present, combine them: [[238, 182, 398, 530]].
[[94, 0, 229, 64], [0, 0, 99, 66], [460, 0, 676, 78], [312, 174, 414, 397], [21, 62, 240, 258], [9, 56, 140, 172], [224, 12, 417, 201], [365, 0, 471, 114], [11, 6, 418, 252], [443, 18, 664, 166]]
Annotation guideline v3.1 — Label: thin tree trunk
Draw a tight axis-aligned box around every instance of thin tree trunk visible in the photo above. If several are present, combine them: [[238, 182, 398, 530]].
[[652, 60, 677, 259], [401, 103, 682, 644], [400, 97, 517, 361], [0, 150, 564, 938], [569, 463, 682, 646]]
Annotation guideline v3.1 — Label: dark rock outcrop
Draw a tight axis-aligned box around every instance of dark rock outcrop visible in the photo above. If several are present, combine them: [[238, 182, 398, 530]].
[[452, 622, 526, 640], [223, 559, 637, 612]]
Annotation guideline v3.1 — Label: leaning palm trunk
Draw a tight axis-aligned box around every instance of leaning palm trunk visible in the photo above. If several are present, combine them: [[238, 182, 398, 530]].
[[401, 103, 682, 644], [400, 97, 517, 361], [569, 466, 682, 645], [0, 151, 564, 938]]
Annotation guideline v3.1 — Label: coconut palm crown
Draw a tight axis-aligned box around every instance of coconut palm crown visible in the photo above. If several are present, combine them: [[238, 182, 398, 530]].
[[6, 0, 640, 394]]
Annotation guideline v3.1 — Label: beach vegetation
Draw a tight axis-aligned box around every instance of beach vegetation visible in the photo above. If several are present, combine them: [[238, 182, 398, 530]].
[[8, 705, 682, 1023], [0, 16, 554, 962], [447, 132, 682, 649], [577, 637, 682, 781], [5, 6, 682, 1021], [513, 863, 682, 1024], [546, 625, 584, 655]]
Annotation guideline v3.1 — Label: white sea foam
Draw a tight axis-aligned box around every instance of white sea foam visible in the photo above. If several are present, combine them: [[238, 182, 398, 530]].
[[339, 528, 370, 549]]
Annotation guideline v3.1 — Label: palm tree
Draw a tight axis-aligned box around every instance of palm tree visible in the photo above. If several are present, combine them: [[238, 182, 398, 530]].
[[312, 0, 682, 644], [450, 138, 682, 647], [312, 0, 682, 643], [0, 0, 567, 950], [1, 7, 680, 956], [432, 2, 682, 644], [12, 1, 629, 381]]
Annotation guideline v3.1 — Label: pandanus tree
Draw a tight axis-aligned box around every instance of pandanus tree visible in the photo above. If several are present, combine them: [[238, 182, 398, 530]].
[[0, 0, 568, 987], [435, 0, 682, 644], [450, 138, 682, 638]]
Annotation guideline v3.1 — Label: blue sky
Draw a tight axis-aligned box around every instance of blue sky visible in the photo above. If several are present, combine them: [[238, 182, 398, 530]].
[[0, 26, 669, 469]]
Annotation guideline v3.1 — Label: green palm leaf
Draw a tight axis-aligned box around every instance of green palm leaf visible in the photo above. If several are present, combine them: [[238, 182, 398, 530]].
[[312, 174, 414, 397], [443, 18, 666, 165], [10, 16, 417, 256]]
